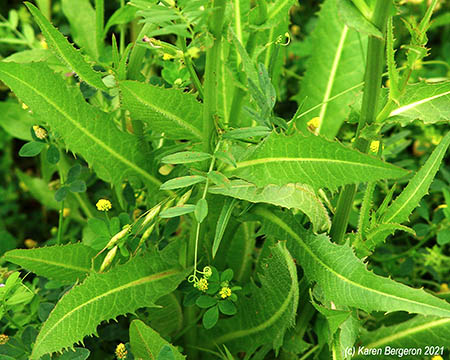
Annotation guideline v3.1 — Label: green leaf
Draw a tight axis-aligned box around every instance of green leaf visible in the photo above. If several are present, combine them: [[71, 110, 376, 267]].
[[255, 207, 450, 318], [69, 180, 87, 193], [159, 205, 196, 218], [381, 132, 450, 224], [30, 253, 188, 359], [221, 269, 234, 282], [61, 0, 99, 59], [0, 101, 35, 141], [54, 186, 68, 202], [67, 164, 82, 184], [226, 132, 408, 191], [25, 3, 107, 91], [195, 198, 208, 223], [46, 144, 60, 164], [196, 295, 218, 309], [212, 198, 237, 258], [338, 0, 383, 38], [356, 316, 450, 359], [223, 126, 271, 140], [129, 320, 185, 360], [388, 81, 450, 124], [4, 244, 96, 285], [209, 242, 298, 354], [19, 141, 45, 157], [161, 151, 212, 164], [386, 17, 401, 102], [157, 345, 175, 360], [160, 176, 206, 190], [294, 0, 366, 138], [208, 171, 231, 189], [0, 62, 160, 188], [364, 223, 415, 251], [218, 299, 237, 316], [119, 80, 203, 140], [209, 179, 331, 232], [203, 305, 219, 329], [104, 5, 138, 37]]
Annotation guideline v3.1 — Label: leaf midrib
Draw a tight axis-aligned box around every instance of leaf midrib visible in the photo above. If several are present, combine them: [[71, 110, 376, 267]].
[[2, 70, 161, 187], [256, 207, 450, 317], [32, 269, 180, 355], [5, 253, 90, 273], [121, 82, 203, 140], [390, 90, 450, 117]]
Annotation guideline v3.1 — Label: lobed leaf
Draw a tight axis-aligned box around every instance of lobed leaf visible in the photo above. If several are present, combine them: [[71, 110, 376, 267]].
[[255, 207, 450, 318], [119, 80, 203, 140], [30, 253, 188, 359], [209, 242, 298, 355], [130, 320, 185, 360], [381, 131, 450, 224], [209, 179, 331, 232], [4, 244, 96, 285], [0, 62, 160, 188], [226, 131, 408, 191], [25, 3, 107, 91], [294, 0, 367, 138]]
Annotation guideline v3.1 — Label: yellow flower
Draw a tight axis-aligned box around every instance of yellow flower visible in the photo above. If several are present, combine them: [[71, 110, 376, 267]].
[[33, 125, 48, 140], [0, 334, 9, 345], [24, 239, 38, 248], [115, 343, 127, 359], [370, 140, 380, 153], [96, 199, 112, 212], [196, 278, 208, 292], [307, 117, 320, 133], [431, 356, 443, 360], [162, 53, 174, 60], [440, 283, 449, 293], [219, 286, 232, 299]]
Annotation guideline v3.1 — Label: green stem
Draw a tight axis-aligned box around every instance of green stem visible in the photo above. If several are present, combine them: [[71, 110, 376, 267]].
[[119, 0, 126, 54], [202, 0, 226, 154], [330, 0, 391, 244], [57, 162, 65, 245], [95, 0, 104, 57], [128, 23, 154, 80], [180, 37, 204, 99], [351, 0, 372, 19]]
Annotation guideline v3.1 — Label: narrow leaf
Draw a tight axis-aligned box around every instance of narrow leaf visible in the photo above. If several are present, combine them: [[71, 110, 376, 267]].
[[159, 205, 196, 218], [195, 198, 208, 223], [226, 132, 408, 191], [4, 244, 96, 284], [130, 320, 185, 360], [160, 176, 206, 190], [25, 2, 107, 91], [161, 151, 212, 164], [209, 179, 331, 232], [30, 253, 188, 359], [120, 81, 203, 140], [0, 62, 160, 188], [212, 198, 237, 258], [255, 207, 450, 318], [382, 132, 450, 224]]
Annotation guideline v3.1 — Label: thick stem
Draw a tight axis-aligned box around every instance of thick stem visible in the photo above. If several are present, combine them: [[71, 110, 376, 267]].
[[95, 0, 104, 57], [330, 0, 391, 244], [202, 0, 226, 154]]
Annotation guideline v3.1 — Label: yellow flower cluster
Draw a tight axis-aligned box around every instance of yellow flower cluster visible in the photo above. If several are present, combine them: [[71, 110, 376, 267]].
[[33, 125, 48, 140], [115, 343, 127, 359], [0, 334, 9, 345], [96, 199, 112, 212], [196, 278, 208, 292], [370, 140, 380, 153], [219, 287, 232, 299]]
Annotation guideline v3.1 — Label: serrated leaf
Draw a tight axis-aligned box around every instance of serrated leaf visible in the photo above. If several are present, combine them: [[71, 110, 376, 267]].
[[209, 180, 330, 232], [364, 223, 415, 251], [388, 81, 450, 124], [130, 320, 185, 360], [255, 207, 450, 318], [160, 176, 206, 190], [0, 62, 160, 188], [30, 253, 188, 359], [226, 132, 408, 191], [381, 132, 450, 224], [25, 3, 107, 91], [119, 80, 203, 140], [294, 0, 366, 138], [159, 205, 196, 218], [356, 316, 450, 359], [161, 151, 212, 164], [209, 242, 298, 354], [4, 244, 96, 285]]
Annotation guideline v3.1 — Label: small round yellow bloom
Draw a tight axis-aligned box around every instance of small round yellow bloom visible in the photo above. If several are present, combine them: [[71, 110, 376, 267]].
[[24, 239, 38, 249], [219, 287, 232, 299], [440, 283, 449, 293], [196, 278, 208, 292], [0, 334, 9, 345], [33, 125, 48, 140], [307, 117, 320, 133], [115, 343, 127, 359], [96, 199, 112, 212], [431, 356, 443, 360], [370, 140, 380, 153], [162, 53, 174, 60]]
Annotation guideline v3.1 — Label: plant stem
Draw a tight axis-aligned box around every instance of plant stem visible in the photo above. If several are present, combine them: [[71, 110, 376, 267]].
[[128, 23, 154, 80], [180, 37, 204, 99], [202, 0, 226, 154], [95, 0, 104, 57], [119, 0, 126, 54], [57, 162, 65, 245], [329, 0, 391, 244]]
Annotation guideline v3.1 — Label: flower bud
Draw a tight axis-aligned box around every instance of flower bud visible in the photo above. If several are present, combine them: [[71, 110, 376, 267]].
[[100, 246, 118, 272]]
